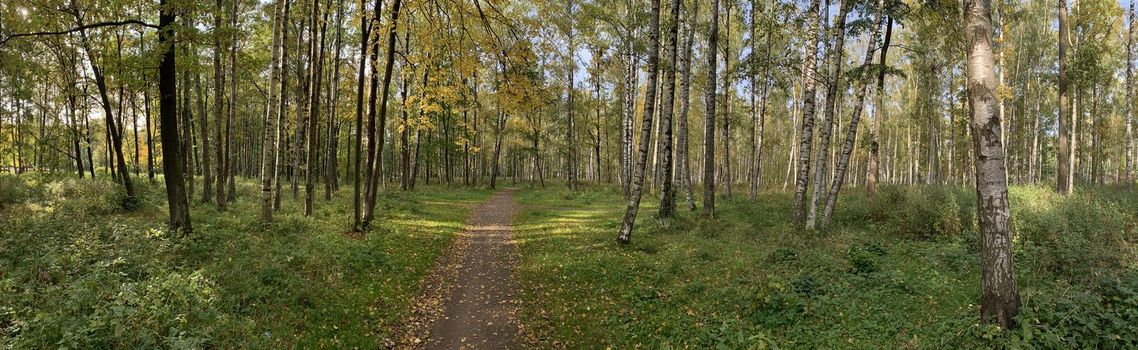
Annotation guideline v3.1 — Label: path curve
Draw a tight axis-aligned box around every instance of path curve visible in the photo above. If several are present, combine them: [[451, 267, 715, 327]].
[[394, 189, 522, 349]]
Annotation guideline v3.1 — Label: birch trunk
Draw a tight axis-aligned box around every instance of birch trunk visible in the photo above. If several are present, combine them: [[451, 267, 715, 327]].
[[966, 0, 1020, 327], [792, 0, 822, 222], [618, 0, 662, 244], [820, 0, 885, 227], [260, 0, 284, 222], [657, 0, 681, 218], [806, 0, 849, 229], [677, 0, 700, 211], [701, 0, 720, 217]]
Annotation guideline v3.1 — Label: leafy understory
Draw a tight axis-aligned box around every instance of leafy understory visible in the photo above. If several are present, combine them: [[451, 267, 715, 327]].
[[0, 174, 492, 348], [513, 185, 1138, 349]]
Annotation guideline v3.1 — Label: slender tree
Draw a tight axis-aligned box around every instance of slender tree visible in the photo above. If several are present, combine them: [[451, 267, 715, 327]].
[[213, 0, 228, 210], [657, 0, 681, 217], [304, 0, 325, 216], [1127, 0, 1134, 181], [158, 0, 192, 234], [965, 0, 1020, 328], [807, 0, 850, 229], [274, 0, 292, 210], [362, 0, 403, 229], [353, 0, 372, 231], [260, 0, 284, 222], [1057, 0, 1072, 194], [866, 16, 892, 196], [820, 0, 886, 227], [617, 0, 662, 244], [702, 0, 720, 217], [792, 0, 823, 222], [677, 0, 700, 211], [565, 0, 579, 191]]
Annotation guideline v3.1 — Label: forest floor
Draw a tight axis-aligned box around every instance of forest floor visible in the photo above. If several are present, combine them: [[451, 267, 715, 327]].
[[0, 175, 496, 349], [396, 189, 523, 349], [3, 175, 1138, 348], [509, 183, 1138, 348]]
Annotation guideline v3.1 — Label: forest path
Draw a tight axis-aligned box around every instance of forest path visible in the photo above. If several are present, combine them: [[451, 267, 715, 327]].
[[395, 188, 523, 349]]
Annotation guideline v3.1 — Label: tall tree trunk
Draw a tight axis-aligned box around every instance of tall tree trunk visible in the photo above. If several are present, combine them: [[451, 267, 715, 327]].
[[820, 0, 885, 228], [701, 0, 720, 217], [70, 94, 85, 178], [72, 18, 134, 198], [677, 0, 700, 211], [400, 64, 412, 190], [410, 68, 429, 190], [792, 0, 823, 222], [260, 0, 284, 222], [325, 0, 344, 200], [213, 0, 228, 210], [304, 0, 325, 216], [1090, 84, 1099, 184], [361, 0, 402, 229], [1057, 0, 1072, 194], [657, 0, 681, 218], [195, 72, 214, 203], [159, 0, 192, 234], [622, 40, 637, 197], [748, 0, 759, 200], [617, 0, 661, 244], [1127, 0, 1134, 181], [807, 0, 849, 229], [721, 1, 733, 200], [966, 0, 1020, 328], [867, 16, 892, 196], [352, 0, 371, 231], [490, 59, 507, 189], [566, 1, 578, 191], [292, 1, 309, 200], [274, 0, 292, 210], [593, 46, 604, 184], [225, 0, 238, 204], [180, 71, 195, 200], [131, 90, 141, 177], [145, 81, 157, 181]]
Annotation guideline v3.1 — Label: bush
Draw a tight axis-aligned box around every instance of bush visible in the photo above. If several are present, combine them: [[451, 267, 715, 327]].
[[1012, 188, 1127, 282], [846, 241, 887, 275], [6, 269, 217, 349], [1009, 273, 1138, 349], [748, 277, 809, 328], [46, 179, 130, 215], [0, 175, 36, 207], [868, 186, 967, 240]]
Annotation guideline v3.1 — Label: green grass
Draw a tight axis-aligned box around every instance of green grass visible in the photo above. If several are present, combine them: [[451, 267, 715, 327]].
[[513, 183, 1138, 349], [4, 174, 1137, 349], [0, 174, 492, 348]]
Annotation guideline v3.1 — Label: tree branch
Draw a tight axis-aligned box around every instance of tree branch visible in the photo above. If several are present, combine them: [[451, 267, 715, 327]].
[[1, 20, 158, 46]]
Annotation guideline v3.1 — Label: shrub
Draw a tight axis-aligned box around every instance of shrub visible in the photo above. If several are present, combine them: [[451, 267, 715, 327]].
[[0, 175, 35, 207], [46, 179, 130, 215], [867, 186, 966, 240], [748, 278, 809, 328], [1012, 189, 1127, 282], [846, 241, 886, 275], [1009, 273, 1138, 349]]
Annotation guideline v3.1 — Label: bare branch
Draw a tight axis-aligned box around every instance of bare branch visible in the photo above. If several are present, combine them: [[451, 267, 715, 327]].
[[1, 20, 158, 46]]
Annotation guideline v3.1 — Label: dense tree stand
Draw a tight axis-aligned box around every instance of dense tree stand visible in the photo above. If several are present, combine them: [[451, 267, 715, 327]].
[[5, 0, 1136, 346]]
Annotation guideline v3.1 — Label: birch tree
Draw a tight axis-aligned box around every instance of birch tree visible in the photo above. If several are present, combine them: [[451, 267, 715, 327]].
[[965, 0, 1021, 328]]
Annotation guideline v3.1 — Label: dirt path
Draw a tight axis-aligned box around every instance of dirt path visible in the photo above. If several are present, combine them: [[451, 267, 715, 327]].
[[394, 189, 522, 349]]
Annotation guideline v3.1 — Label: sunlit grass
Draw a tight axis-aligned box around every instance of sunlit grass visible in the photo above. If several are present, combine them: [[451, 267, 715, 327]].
[[0, 174, 493, 348], [512, 183, 1138, 348]]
